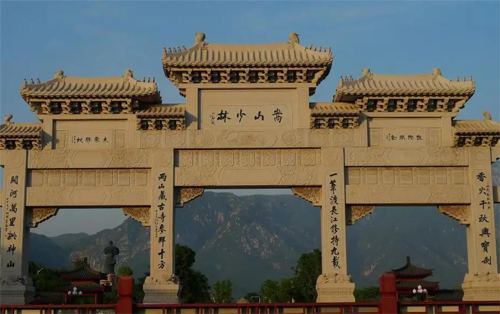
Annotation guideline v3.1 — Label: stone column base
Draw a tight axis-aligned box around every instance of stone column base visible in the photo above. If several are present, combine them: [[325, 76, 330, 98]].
[[462, 272, 500, 301], [143, 275, 180, 304], [316, 273, 355, 302], [0, 276, 35, 305]]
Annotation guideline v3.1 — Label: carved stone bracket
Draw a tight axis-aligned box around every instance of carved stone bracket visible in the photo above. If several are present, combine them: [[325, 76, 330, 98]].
[[175, 188, 204, 208], [346, 205, 374, 225], [122, 207, 150, 226], [438, 205, 470, 225], [28, 208, 58, 228], [292, 187, 321, 206]]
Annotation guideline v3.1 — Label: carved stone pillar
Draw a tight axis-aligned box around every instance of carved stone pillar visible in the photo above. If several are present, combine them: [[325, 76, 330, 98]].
[[0, 150, 35, 304], [461, 147, 500, 301], [143, 149, 180, 303], [317, 147, 355, 302]]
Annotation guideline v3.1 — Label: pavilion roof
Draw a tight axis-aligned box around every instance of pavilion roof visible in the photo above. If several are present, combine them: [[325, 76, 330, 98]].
[[0, 121, 42, 139], [61, 259, 104, 280], [453, 118, 500, 135], [396, 279, 439, 289], [333, 68, 475, 102], [310, 102, 359, 117], [162, 34, 333, 69], [19, 70, 161, 103], [389, 256, 433, 277]]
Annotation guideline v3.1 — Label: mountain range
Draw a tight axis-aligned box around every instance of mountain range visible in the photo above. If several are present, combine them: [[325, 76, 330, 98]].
[[22, 191, 500, 298]]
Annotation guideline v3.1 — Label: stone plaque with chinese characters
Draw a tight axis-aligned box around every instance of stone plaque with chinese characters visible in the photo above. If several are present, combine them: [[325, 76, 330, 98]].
[[382, 128, 426, 147], [67, 132, 111, 149], [202, 105, 291, 129]]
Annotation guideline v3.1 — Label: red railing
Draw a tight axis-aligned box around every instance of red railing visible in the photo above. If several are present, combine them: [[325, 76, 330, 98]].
[[1, 275, 499, 314]]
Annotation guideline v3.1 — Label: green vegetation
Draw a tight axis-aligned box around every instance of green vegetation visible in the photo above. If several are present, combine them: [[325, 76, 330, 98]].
[[212, 279, 234, 303]]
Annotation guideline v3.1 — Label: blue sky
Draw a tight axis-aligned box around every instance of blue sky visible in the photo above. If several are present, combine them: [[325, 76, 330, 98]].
[[1, 0, 499, 236]]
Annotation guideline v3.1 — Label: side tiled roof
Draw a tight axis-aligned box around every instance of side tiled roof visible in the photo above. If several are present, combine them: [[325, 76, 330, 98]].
[[30, 292, 65, 305], [453, 119, 500, 134], [432, 289, 464, 301], [396, 279, 439, 289], [135, 104, 186, 117], [334, 68, 475, 102], [162, 39, 333, 68], [310, 102, 359, 116], [390, 256, 433, 276], [58, 282, 105, 292], [20, 70, 161, 103], [0, 123, 42, 138]]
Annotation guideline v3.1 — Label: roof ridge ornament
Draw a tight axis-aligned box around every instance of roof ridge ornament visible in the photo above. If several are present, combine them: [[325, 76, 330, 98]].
[[432, 68, 442, 77], [289, 32, 299, 44], [483, 111, 492, 120], [195, 32, 206, 45], [362, 68, 371, 76], [4, 114, 13, 125], [54, 70, 65, 82]]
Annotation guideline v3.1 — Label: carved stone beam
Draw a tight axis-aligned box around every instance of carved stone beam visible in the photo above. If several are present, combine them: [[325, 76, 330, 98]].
[[175, 188, 205, 208], [291, 187, 321, 206], [28, 208, 59, 228], [438, 205, 470, 225], [346, 205, 374, 225], [122, 207, 150, 226]]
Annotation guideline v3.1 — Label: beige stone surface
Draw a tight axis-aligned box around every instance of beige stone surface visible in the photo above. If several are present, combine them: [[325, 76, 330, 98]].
[[1, 33, 500, 304]]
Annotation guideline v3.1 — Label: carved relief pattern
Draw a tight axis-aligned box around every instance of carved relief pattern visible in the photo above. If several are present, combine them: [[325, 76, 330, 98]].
[[317, 273, 353, 284], [29, 208, 58, 227], [122, 207, 150, 226], [345, 147, 468, 166], [176, 188, 204, 207], [438, 205, 470, 225], [347, 206, 374, 225], [347, 167, 469, 186], [292, 187, 321, 206], [346, 185, 470, 204], [29, 150, 71, 168], [29, 169, 150, 187]]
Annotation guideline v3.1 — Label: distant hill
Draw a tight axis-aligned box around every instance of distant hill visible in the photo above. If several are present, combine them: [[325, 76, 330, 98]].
[[19, 191, 498, 298]]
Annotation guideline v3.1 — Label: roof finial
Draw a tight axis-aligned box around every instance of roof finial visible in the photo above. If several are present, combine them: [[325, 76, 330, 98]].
[[463, 76, 466, 82], [469, 76, 473, 81], [30, 78, 34, 84], [4, 114, 13, 125], [54, 70, 65, 80], [483, 111, 492, 120], [406, 256, 411, 264], [432, 68, 442, 76], [455, 76, 459, 82], [124, 69, 133, 78], [163, 47, 167, 59], [289, 32, 299, 44], [195, 32, 206, 45], [36, 78, 41, 84], [182, 45, 187, 51], [362, 68, 371, 76]]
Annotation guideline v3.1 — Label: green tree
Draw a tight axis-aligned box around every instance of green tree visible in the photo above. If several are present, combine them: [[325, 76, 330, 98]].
[[28, 261, 68, 292], [117, 265, 134, 277], [212, 279, 233, 303], [354, 286, 381, 302], [72, 257, 89, 269], [175, 244, 211, 303], [277, 277, 295, 303], [259, 279, 280, 303], [291, 249, 322, 302]]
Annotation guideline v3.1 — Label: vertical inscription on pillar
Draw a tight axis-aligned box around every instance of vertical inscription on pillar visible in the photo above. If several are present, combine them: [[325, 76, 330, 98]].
[[329, 173, 341, 269], [475, 171, 493, 267], [4, 174, 20, 271], [156, 172, 167, 270]]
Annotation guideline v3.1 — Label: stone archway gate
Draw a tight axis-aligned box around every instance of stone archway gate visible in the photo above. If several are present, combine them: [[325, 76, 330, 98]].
[[1, 33, 499, 304]]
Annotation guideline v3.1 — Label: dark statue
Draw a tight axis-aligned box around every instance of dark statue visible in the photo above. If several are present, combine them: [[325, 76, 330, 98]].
[[103, 241, 120, 274]]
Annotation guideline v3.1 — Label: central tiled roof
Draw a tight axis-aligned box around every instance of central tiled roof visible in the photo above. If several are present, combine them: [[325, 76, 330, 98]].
[[396, 279, 439, 289], [162, 33, 333, 68], [20, 70, 161, 103], [61, 259, 104, 280], [390, 256, 433, 276], [334, 68, 475, 101]]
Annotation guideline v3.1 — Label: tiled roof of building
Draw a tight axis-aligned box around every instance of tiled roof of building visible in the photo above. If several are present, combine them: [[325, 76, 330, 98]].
[[61, 258, 104, 280], [58, 282, 105, 292], [135, 104, 186, 117], [390, 256, 433, 276], [30, 292, 65, 305], [396, 279, 439, 289], [334, 68, 475, 102], [162, 33, 333, 68], [454, 118, 500, 134], [310, 102, 359, 116], [0, 121, 42, 138], [20, 70, 161, 103]]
